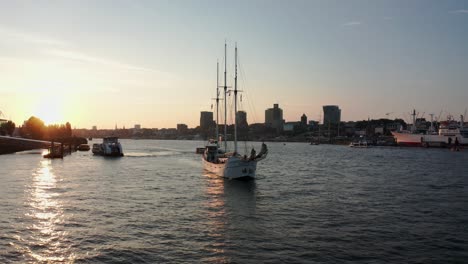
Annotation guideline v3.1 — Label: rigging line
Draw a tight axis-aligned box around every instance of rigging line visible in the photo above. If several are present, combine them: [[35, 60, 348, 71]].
[[238, 56, 259, 125], [228, 92, 234, 125], [242, 65, 259, 125]]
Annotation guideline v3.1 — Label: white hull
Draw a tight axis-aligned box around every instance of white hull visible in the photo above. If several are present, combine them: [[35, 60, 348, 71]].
[[202, 155, 257, 179], [392, 132, 468, 146]]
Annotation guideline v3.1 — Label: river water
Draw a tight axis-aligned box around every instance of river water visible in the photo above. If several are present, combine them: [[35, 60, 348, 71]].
[[1, 140, 467, 263]]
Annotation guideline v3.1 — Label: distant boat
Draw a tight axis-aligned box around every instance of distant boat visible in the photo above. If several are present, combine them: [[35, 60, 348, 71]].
[[349, 140, 370, 148], [77, 144, 90, 151], [92, 137, 124, 156], [392, 110, 468, 147], [202, 43, 267, 180], [43, 143, 63, 159]]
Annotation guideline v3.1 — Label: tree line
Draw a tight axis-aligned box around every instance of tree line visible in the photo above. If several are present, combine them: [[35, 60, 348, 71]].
[[0, 120, 15, 136], [18, 116, 73, 140]]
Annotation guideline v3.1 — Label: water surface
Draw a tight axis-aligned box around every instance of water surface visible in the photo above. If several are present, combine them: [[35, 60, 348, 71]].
[[1, 140, 467, 263]]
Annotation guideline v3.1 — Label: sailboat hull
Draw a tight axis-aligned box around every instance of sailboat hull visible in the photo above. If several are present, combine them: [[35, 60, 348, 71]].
[[202, 156, 257, 180]]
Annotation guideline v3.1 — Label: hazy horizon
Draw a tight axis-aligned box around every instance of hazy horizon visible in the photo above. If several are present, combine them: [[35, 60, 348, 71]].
[[1, 0, 467, 129]]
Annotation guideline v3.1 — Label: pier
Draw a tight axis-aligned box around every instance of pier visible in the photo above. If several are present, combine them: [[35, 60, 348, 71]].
[[0, 136, 75, 155]]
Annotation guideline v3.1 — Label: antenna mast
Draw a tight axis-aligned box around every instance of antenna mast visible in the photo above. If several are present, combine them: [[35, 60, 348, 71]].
[[411, 109, 417, 133], [216, 61, 219, 147], [234, 43, 238, 154], [224, 42, 228, 152]]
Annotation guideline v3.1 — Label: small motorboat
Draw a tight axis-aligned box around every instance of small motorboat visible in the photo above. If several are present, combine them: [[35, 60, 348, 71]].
[[349, 140, 370, 148], [43, 145, 63, 159], [77, 144, 90, 151]]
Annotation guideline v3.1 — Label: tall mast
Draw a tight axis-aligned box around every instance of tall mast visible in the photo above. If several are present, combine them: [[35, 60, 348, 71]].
[[429, 113, 434, 133], [224, 42, 228, 152], [234, 43, 238, 154], [216, 61, 219, 147]]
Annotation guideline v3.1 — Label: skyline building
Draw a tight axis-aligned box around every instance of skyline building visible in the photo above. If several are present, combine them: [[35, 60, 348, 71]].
[[323, 105, 341, 125], [301, 113, 307, 126], [236, 111, 248, 128], [177, 123, 188, 133], [200, 111, 214, 131], [265, 103, 284, 132]]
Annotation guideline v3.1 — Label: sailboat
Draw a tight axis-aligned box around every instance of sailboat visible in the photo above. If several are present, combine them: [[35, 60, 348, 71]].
[[202, 43, 268, 180]]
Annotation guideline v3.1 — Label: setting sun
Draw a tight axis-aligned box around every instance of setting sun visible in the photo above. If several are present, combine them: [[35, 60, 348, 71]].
[[32, 95, 65, 125]]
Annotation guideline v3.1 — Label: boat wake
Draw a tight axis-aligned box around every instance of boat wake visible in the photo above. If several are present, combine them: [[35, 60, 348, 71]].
[[124, 151, 182, 158]]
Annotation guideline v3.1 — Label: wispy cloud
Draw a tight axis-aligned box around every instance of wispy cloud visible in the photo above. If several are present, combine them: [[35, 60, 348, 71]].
[[342, 21, 362, 27], [450, 9, 468, 14], [44, 49, 167, 75], [0, 25, 66, 46]]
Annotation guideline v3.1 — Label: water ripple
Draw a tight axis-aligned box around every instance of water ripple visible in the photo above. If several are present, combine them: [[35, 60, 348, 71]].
[[1, 140, 468, 263]]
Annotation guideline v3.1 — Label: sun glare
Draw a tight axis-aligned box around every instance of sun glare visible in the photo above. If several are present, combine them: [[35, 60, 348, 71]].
[[32, 95, 65, 125]]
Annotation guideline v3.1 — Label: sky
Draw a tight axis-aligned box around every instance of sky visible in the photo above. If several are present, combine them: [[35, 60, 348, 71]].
[[0, 0, 467, 129]]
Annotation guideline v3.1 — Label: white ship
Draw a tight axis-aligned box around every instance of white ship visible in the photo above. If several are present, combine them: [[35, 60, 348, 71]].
[[202, 43, 267, 179], [92, 137, 124, 156], [392, 110, 468, 147]]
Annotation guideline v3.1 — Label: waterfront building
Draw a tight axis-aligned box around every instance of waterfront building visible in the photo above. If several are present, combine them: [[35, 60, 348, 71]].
[[323, 105, 341, 125], [177, 123, 188, 133], [301, 114, 307, 126], [236, 111, 248, 128], [92, 126, 97, 130], [265, 104, 284, 132], [134, 124, 141, 130], [308, 120, 319, 126], [387, 122, 403, 132], [308, 120, 319, 130], [200, 111, 214, 131], [284, 121, 301, 133]]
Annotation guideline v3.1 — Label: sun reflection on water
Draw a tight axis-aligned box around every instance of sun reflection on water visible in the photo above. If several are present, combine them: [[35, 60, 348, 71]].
[[202, 171, 228, 260], [14, 159, 75, 263], [202, 171, 258, 262]]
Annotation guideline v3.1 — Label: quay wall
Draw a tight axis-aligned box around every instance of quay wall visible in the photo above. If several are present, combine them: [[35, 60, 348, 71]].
[[0, 136, 50, 155]]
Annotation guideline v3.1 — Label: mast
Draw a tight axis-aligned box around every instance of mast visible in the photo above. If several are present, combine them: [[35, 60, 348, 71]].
[[234, 43, 238, 154], [411, 109, 416, 133], [429, 113, 434, 133], [224, 42, 228, 152], [216, 61, 219, 147]]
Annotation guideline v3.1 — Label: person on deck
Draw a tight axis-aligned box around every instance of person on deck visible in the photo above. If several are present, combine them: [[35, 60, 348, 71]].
[[250, 148, 256, 160]]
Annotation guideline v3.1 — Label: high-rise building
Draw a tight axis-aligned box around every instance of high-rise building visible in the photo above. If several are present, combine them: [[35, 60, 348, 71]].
[[265, 104, 284, 131], [92, 126, 97, 130], [301, 114, 307, 126], [236, 111, 248, 128], [323, 105, 341, 125], [177, 124, 188, 133], [200, 111, 214, 131], [134, 124, 141, 130]]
